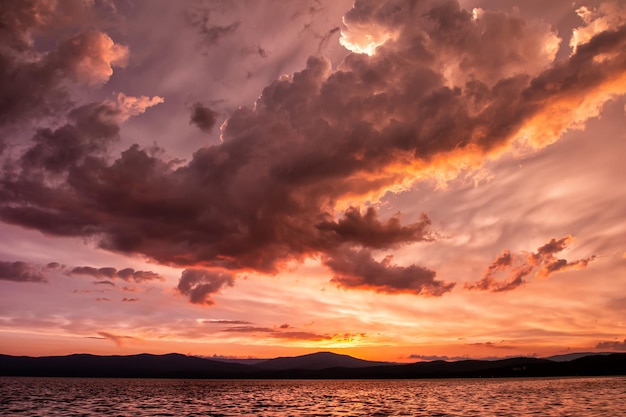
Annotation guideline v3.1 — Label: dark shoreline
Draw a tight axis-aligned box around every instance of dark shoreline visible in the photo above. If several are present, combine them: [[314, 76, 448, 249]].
[[1, 352, 625, 379]]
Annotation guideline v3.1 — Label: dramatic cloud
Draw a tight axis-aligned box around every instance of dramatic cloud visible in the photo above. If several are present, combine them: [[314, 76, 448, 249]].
[[0, 261, 47, 283], [325, 248, 454, 296], [8, 92, 161, 182], [190, 102, 218, 133], [316, 208, 433, 249], [0, 0, 624, 302], [177, 269, 235, 305], [596, 338, 626, 351], [0, 1, 128, 130], [570, 1, 626, 53], [466, 235, 596, 292]]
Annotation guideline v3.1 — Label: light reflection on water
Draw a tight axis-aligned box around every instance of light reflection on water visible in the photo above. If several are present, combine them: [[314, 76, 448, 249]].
[[1, 376, 624, 416]]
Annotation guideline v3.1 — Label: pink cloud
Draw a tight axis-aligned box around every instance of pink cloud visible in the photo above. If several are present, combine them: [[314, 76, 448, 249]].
[[466, 235, 596, 292], [0, 260, 47, 283]]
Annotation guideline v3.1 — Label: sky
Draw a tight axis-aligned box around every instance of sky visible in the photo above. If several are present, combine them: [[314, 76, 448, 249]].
[[0, 0, 625, 363]]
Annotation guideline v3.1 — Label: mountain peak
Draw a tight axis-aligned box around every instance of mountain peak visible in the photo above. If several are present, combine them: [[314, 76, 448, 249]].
[[255, 351, 390, 371]]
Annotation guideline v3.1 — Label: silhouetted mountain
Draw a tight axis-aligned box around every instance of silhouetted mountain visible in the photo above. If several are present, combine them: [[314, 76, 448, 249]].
[[205, 357, 268, 365], [255, 351, 391, 370], [1, 352, 625, 379], [0, 353, 254, 378], [545, 352, 614, 362]]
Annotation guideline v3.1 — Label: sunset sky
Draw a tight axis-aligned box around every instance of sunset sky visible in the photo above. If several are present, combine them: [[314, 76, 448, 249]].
[[0, 0, 625, 363]]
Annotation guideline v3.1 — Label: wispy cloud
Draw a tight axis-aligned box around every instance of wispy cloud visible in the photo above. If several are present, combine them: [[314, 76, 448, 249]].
[[96, 331, 136, 347], [596, 338, 626, 351]]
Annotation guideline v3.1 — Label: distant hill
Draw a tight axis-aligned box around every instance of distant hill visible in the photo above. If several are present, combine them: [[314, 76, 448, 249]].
[[545, 352, 614, 362], [1, 352, 625, 379], [254, 351, 392, 370], [204, 357, 268, 365], [0, 353, 254, 378]]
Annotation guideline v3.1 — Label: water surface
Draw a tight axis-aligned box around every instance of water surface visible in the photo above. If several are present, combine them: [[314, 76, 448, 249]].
[[1, 376, 624, 416]]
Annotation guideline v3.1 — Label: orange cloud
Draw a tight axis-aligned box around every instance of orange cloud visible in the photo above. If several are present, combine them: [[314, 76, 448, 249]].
[[60, 31, 128, 86], [466, 235, 596, 292]]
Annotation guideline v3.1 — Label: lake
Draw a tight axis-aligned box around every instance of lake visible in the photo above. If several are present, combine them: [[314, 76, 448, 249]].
[[1, 376, 624, 416]]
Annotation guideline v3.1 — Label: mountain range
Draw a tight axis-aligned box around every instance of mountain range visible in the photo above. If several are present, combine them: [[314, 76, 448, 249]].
[[1, 351, 624, 379]]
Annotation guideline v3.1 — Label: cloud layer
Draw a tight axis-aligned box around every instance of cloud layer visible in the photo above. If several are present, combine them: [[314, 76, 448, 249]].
[[1, 0, 624, 301]]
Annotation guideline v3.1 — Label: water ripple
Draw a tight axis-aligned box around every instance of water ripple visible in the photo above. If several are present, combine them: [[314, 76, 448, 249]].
[[1, 376, 625, 416]]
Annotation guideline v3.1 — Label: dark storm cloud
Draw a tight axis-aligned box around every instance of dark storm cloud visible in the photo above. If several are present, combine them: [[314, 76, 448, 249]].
[[596, 338, 626, 351], [316, 208, 433, 249], [466, 235, 596, 292], [0, 260, 47, 283], [19, 101, 121, 173], [190, 102, 218, 133], [177, 269, 235, 305], [1, 0, 624, 300], [325, 247, 454, 296]]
